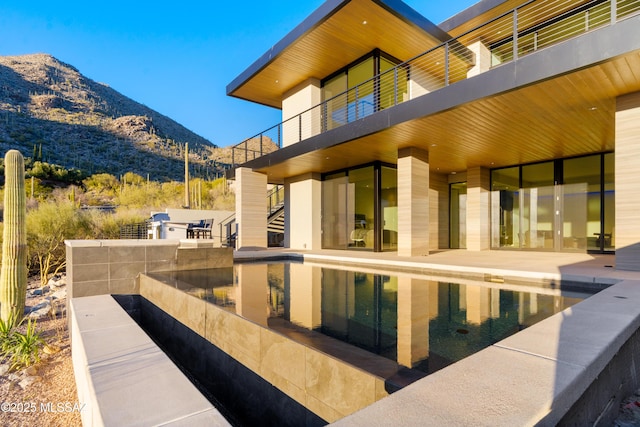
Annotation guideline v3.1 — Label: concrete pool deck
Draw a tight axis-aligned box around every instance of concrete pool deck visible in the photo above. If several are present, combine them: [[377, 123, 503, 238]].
[[235, 248, 634, 287]]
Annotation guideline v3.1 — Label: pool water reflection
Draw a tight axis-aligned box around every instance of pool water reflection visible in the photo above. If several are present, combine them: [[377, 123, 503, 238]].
[[150, 261, 594, 377]]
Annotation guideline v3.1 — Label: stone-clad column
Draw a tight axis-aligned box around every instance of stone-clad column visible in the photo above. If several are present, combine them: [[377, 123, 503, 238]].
[[397, 147, 429, 257], [466, 167, 491, 251], [615, 92, 640, 270], [236, 167, 267, 250]]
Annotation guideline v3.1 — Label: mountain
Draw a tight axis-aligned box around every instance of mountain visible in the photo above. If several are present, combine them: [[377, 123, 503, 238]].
[[0, 53, 275, 181]]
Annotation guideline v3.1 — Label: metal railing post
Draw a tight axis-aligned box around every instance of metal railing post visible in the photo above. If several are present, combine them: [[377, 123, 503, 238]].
[[355, 86, 359, 120], [444, 42, 450, 86], [298, 115, 302, 142], [394, 68, 398, 106], [260, 134, 263, 156], [232, 147, 235, 167], [513, 9, 519, 61]]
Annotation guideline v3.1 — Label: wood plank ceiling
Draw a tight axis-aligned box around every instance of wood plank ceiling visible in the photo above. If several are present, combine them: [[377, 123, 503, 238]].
[[253, 50, 640, 183], [228, 0, 448, 108]]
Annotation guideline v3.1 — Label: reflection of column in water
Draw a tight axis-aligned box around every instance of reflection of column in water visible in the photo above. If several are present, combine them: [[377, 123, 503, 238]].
[[491, 288, 500, 319], [236, 263, 269, 327], [518, 292, 526, 325], [287, 263, 321, 329], [397, 277, 431, 369], [466, 285, 491, 325], [530, 293, 538, 316]]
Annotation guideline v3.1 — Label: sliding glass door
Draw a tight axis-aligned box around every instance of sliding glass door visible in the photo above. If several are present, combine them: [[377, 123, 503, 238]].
[[322, 163, 397, 252], [491, 153, 614, 253]]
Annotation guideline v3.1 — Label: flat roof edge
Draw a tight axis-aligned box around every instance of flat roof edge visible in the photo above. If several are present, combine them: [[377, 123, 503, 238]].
[[227, 0, 455, 98], [439, 0, 509, 32], [375, 0, 452, 42], [226, 0, 348, 97]]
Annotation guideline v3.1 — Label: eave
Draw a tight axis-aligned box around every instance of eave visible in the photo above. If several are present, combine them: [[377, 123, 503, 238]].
[[228, 15, 640, 183], [226, 0, 455, 109]]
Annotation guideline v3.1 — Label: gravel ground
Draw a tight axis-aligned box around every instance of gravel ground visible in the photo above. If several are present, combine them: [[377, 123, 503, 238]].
[[0, 276, 81, 427]]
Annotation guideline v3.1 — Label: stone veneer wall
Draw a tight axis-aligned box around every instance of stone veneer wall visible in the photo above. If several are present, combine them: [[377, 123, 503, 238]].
[[138, 274, 389, 423]]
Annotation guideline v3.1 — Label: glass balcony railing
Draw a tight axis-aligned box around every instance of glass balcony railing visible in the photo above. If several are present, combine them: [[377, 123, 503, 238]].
[[231, 0, 640, 167]]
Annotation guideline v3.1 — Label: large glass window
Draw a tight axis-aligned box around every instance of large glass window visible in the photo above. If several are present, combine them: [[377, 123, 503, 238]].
[[322, 163, 397, 252], [322, 50, 402, 131], [381, 167, 398, 251], [490, 153, 614, 253], [450, 182, 467, 249]]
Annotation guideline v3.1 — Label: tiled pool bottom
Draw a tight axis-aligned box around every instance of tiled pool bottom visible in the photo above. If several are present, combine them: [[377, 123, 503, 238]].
[[131, 261, 599, 425]]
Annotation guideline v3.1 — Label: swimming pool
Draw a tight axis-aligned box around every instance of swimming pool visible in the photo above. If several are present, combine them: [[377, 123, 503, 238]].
[[148, 260, 593, 379]]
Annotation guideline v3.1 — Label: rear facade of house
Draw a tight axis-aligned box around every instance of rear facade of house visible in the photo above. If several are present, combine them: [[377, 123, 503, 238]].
[[226, 0, 640, 270]]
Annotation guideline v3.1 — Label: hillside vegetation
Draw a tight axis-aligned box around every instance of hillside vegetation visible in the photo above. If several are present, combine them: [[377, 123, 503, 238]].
[[0, 53, 278, 181]]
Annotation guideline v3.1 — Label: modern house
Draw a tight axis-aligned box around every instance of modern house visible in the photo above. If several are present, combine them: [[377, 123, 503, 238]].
[[226, 0, 640, 270]]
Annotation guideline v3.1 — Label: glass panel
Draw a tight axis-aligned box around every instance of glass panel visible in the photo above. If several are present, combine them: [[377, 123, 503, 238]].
[[491, 167, 520, 248], [450, 182, 467, 249], [348, 58, 375, 121], [322, 172, 349, 249], [349, 166, 375, 250], [563, 155, 601, 251], [521, 186, 555, 249], [381, 166, 398, 251], [323, 73, 348, 130], [604, 153, 615, 250], [379, 57, 407, 110], [521, 162, 555, 249]]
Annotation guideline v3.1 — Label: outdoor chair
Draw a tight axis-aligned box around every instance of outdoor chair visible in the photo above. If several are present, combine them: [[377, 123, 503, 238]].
[[191, 219, 213, 239]]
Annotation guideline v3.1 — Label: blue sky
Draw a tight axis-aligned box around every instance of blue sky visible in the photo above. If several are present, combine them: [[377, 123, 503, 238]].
[[0, 0, 478, 147]]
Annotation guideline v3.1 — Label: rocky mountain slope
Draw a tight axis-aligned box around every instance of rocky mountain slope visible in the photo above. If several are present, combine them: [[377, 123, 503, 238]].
[[0, 53, 277, 181]]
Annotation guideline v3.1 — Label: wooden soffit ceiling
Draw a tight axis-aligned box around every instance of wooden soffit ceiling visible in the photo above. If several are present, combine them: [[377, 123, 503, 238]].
[[227, 0, 450, 108], [251, 49, 640, 183]]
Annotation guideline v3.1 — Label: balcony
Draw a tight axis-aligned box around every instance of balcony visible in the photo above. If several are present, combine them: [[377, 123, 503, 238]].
[[230, 0, 640, 168]]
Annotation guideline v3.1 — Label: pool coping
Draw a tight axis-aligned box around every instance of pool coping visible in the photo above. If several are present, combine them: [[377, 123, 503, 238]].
[[70, 294, 232, 427]]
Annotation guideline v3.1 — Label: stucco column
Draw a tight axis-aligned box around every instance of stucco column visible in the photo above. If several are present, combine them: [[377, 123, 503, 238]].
[[615, 92, 640, 270], [398, 147, 430, 256], [284, 173, 322, 250], [466, 167, 491, 251], [282, 78, 321, 146], [235, 167, 267, 250], [467, 41, 492, 78]]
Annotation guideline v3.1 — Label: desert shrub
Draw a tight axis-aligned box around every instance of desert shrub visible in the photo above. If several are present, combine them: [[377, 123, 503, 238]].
[[5, 318, 43, 370], [26, 200, 93, 285], [87, 208, 148, 239]]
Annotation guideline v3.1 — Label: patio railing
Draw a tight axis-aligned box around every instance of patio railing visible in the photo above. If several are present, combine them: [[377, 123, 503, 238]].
[[230, 0, 640, 167]]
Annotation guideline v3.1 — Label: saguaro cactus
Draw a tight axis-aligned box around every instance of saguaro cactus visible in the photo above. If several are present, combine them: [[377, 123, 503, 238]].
[[0, 150, 28, 322]]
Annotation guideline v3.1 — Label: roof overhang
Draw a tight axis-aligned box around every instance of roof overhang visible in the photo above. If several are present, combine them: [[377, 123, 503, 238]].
[[227, 0, 454, 109], [227, 15, 640, 183]]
